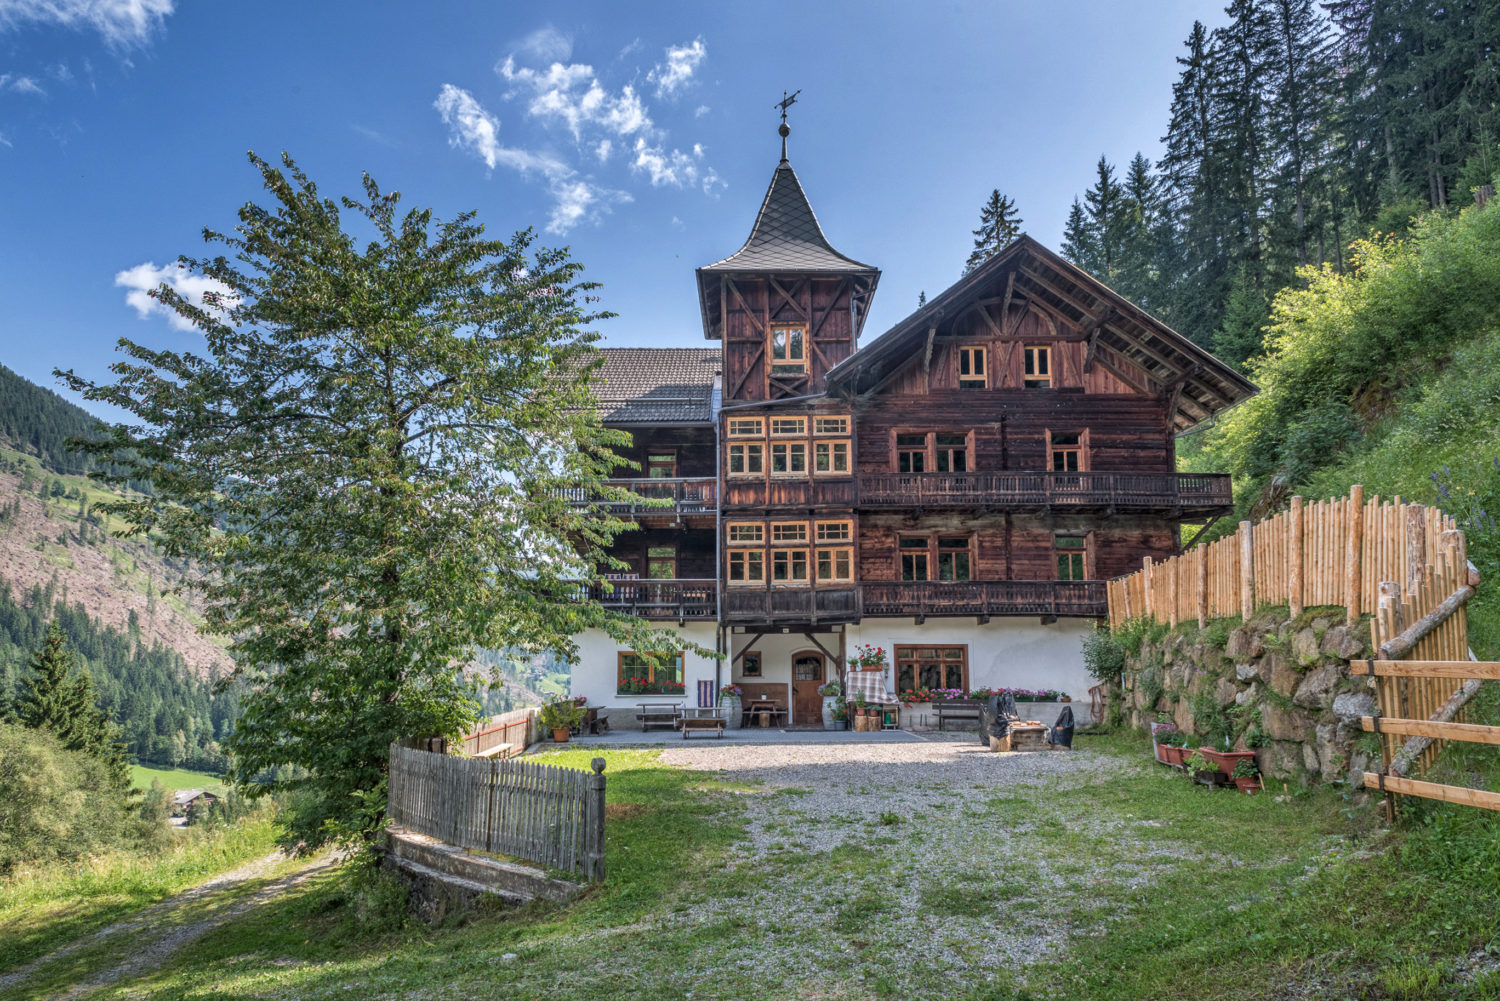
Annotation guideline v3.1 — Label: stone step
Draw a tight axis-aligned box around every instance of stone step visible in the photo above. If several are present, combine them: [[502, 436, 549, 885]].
[[385, 829, 584, 904]]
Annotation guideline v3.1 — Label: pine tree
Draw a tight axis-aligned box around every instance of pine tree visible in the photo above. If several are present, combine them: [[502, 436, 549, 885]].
[[963, 189, 1023, 274], [1262, 0, 1334, 270], [14, 622, 129, 787], [1083, 156, 1128, 280], [1060, 199, 1098, 274]]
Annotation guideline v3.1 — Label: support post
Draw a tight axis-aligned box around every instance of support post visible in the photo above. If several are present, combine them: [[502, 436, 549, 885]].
[[1197, 547, 1208, 629], [1406, 503, 1426, 596], [1239, 520, 1254, 621], [1167, 556, 1179, 628], [585, 758, 607, 881], [1141, 556, 1154, 620], [1346, 484, 1364, 624], [1288, 496, 1304, 618]]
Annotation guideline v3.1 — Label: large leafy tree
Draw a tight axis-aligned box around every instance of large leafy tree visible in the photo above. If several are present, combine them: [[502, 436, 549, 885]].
[[62, 153, 689, 847]]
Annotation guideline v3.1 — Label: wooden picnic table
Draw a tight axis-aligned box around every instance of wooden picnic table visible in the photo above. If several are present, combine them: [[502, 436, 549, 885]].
[[744, 701, 786, 728], [635, 702, 683, 732], [678, 708, 727, 739]]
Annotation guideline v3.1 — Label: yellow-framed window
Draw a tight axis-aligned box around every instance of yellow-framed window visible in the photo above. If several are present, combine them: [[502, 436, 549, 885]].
[[727, 522, 765, 544], [814, 416, 849, 436], [770, 521, 809, 543], [727, 416, 764, 437], [728, 442, 764, 476], [771, 548, 810, 584], [769, 441, 807, 475], [958, 346, 987, 389], [727, 549, 765, 584], [815, 519, 853, 543], [769, 416, 807, 437], [769, 325, 808, 375], [1023, 345, 1052, 388], [814, 440, 850, 475], [816, 547, 854, 583]]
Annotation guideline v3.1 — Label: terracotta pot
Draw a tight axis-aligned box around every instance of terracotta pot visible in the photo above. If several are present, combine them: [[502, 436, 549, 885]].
[[1162, 745, 1186, 767], [1203, 748, 1257, 775], [551, 727, 571, 743], [1234, 776, 1261, 795]]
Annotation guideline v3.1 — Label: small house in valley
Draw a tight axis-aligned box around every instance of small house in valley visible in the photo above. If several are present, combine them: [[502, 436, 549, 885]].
[[567, 119, 1256, 725]]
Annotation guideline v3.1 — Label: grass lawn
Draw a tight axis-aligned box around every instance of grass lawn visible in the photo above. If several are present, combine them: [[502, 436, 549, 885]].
[[60, 735, 1500, 1001], [130, 763, 229, 795], [0, 815, 281, 975]]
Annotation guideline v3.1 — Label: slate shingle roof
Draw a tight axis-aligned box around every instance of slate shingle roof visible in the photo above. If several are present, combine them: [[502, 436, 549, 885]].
[[699, 162, 877, 274], [592, 348, 721, 424]]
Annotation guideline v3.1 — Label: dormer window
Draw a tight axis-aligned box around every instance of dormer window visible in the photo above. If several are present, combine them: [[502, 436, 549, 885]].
[[769, 325, 807, 376]]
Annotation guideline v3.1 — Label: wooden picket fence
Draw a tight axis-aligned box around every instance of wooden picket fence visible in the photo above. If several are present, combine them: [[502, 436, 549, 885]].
[[1107, 485, 1459, 628], [1355, 528, 1499, 813], [387, 742, 607, 880]]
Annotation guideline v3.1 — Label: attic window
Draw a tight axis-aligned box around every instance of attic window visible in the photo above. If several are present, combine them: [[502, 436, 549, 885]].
[[769, 325, 807, 376], [958, 347, 987, 389], [1023, 346, 1052, 388]]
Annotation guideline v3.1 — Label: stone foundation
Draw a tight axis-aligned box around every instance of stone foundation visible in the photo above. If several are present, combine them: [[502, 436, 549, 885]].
[[1120, 609, 1379, 785]]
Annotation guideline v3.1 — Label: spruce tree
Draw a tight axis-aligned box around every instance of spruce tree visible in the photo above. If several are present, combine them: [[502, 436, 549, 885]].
[[1083, 156, 1127, 280], [14, 623, 129, 786], [963, 189, 1023, 274], [1060, 199, 1098, 274]]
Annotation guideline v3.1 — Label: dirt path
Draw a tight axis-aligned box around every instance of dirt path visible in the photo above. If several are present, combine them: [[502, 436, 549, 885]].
[[0, 849, 341, 999]]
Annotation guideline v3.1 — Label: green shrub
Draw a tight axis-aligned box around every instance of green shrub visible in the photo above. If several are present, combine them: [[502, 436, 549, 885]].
[[1081, 625, 1128, 685]]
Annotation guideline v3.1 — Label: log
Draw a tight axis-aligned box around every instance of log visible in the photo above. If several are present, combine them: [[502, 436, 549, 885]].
[[1374, 585, 1477, 661], [1354, 660, 1500, 680], [1362, 772, 1500, 813], [1346, 484, 1364, 623], [1239, 520, 1254, 620]]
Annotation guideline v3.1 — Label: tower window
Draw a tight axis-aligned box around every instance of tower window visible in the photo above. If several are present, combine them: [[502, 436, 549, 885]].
[[769, 325, 807, 376]]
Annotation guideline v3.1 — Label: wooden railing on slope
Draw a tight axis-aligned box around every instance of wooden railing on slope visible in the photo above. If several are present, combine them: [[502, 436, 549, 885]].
[[458, 707, 539, 759], [1355, 529, 1498, 813], [387, 742, 608, 879], [1107, 485, 1459, 628]]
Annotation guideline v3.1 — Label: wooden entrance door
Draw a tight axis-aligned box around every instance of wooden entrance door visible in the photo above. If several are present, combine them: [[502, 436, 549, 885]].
[[791, 652, 825, 725]]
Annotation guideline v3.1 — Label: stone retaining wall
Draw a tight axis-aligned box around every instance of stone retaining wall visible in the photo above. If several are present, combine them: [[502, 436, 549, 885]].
[[1120, 609, 1380, 785]]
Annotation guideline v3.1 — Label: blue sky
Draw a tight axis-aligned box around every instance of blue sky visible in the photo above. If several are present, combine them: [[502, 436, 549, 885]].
[[0, 0, 1227, 417]]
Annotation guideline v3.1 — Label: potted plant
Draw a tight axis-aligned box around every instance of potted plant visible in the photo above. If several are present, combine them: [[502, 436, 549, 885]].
[[848, 644, 888, 673], [1151, 722, 1179, 765], [1203, 747, 1258, 776], [540, 700, 585, 743], [1231, 758, 1261, 795], [719, 684, 744, 730], [1163, 731, 1190, 767], [831, 705, 848, 730], [817, 680, 843, 730], [1183, 750, 1219, 785]]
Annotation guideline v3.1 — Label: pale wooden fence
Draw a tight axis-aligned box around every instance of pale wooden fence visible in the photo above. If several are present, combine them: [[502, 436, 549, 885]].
[[387, 743, 607, 880], [458, 707, 540, 758], [1107, 485, 1459, 628]]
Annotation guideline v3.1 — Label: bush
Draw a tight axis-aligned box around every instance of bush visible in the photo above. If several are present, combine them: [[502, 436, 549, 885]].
[[1081, 625, 1128, 685], [0, 722, 148, 874]]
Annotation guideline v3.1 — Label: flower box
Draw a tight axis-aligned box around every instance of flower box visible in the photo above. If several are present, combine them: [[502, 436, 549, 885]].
[[1201, 748, 1257, 776]]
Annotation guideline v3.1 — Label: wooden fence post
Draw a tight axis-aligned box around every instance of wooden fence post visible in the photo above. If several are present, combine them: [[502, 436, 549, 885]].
[[1239, 520, 1254, 621], [1197, 547, 1209, 629], [1406, 503, 1426, 596], [585, 757, 607, 881], [1168, 556, 1179, 628], [1346, 484, 1364, 624], [1289, 496, 1304, 618], [1141, 556, 1154, 621]]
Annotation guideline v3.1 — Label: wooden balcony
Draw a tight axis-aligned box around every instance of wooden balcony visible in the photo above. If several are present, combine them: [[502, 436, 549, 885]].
[[723, 586, 861, 625], [856, 471, 1232, 514], [859, 580, 1107, 620], [578, 579, 717, 621], [560, 477, 717, 519]]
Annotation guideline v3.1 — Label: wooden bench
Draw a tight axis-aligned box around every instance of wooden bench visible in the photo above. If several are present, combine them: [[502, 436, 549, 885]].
[[680, 715, 725, 739], [932, 699, 981, 731], [635, 703, 682, 732]]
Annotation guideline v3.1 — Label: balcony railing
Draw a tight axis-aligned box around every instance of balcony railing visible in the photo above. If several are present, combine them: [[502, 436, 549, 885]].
[[577, 578, 717, 620], [859, 580, 1107, 619], [560, 477, 717, 516], [722, 586, 861, 623], [856, 471, 1232, 511]]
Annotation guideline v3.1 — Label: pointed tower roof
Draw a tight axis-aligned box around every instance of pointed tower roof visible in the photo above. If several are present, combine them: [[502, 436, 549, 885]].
[[696, 158, 879, 340], [699, 161, 878, 275]]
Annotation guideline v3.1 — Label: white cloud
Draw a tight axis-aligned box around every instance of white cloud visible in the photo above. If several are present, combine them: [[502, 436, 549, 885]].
[[4, 74, 45, 95], [516, 26, 571, 63], [434, 84, 628, 234], [631, 137, 722, 193], [694, 104, 710, 118], [47, 61, 71, 81], [0, 0, 175, 49], [594, 138, 611, 162], [0, 130, 11, 147], [498, 56, 653, 141], [115, 261, 234, 333], [647, 37, 705, 98]]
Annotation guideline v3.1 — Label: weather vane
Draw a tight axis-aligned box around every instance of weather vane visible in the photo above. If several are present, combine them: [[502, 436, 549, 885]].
[[775, 89, 800, 161]]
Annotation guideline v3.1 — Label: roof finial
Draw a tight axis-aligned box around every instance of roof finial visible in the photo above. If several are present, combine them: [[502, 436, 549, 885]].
[[775, 89, 799, 162]]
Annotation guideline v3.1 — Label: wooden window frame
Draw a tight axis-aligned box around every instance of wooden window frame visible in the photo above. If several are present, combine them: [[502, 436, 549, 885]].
[[936, 536, 974, 582], [769, 416, 808, 437], [894, 645, 969, 694], [727, 416, 765, 438], [727, 521, 764, 545], [894, 430, 972, 474], [1047, 429, 1088, 473], [645, 450, 677, 479], [770, 547, 810, 585], [769, 441, 808, 477], [770, 521, 809, 544], [768, 324, 809, 375], [740, 651, 762, 678], [1023, 345, 1052, 388], [816, 546, 854, 583], [814, 416, 850, 436], [958, 346, 988, 389], [727, 549, 765, 585], [933, 432, 971, 474], [617, 651, 685, 696], [899, 536, 931, 582], [815, 519, 853, 543], [1054, 533, 1092, 581], [645, 544, 676, 580], [728, 442, 763, 477], [813, 439, 851, 476]]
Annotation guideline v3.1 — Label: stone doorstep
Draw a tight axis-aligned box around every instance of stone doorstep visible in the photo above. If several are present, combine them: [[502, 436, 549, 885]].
[[385, 828, 585, 905]]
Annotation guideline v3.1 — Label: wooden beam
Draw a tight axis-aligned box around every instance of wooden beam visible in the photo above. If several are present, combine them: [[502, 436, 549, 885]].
[[726, 279, 766, 336], [1080, 309, 1115, 374], [1361, 773, 1500, 813], [802, 631, 839, 666], [1092, 344, 1158, 394], [998, 271, 1016, 335], [732, 632, 766, 666], [1013, 291, 1079, 333], [1361, 716, 1500, 745], [1373, 584, 1477, 661], [922, 325, 936, 390], [1353, 660, 1500, 680], [1017, 266, 1103, 323], [767, 276, 810, 323]]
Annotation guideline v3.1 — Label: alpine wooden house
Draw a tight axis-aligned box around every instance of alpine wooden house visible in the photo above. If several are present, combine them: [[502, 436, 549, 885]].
[[568, 133, 1255, 724]]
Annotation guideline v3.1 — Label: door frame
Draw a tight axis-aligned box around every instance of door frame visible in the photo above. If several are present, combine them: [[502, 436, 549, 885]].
[[790, 650, 827, 725]]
